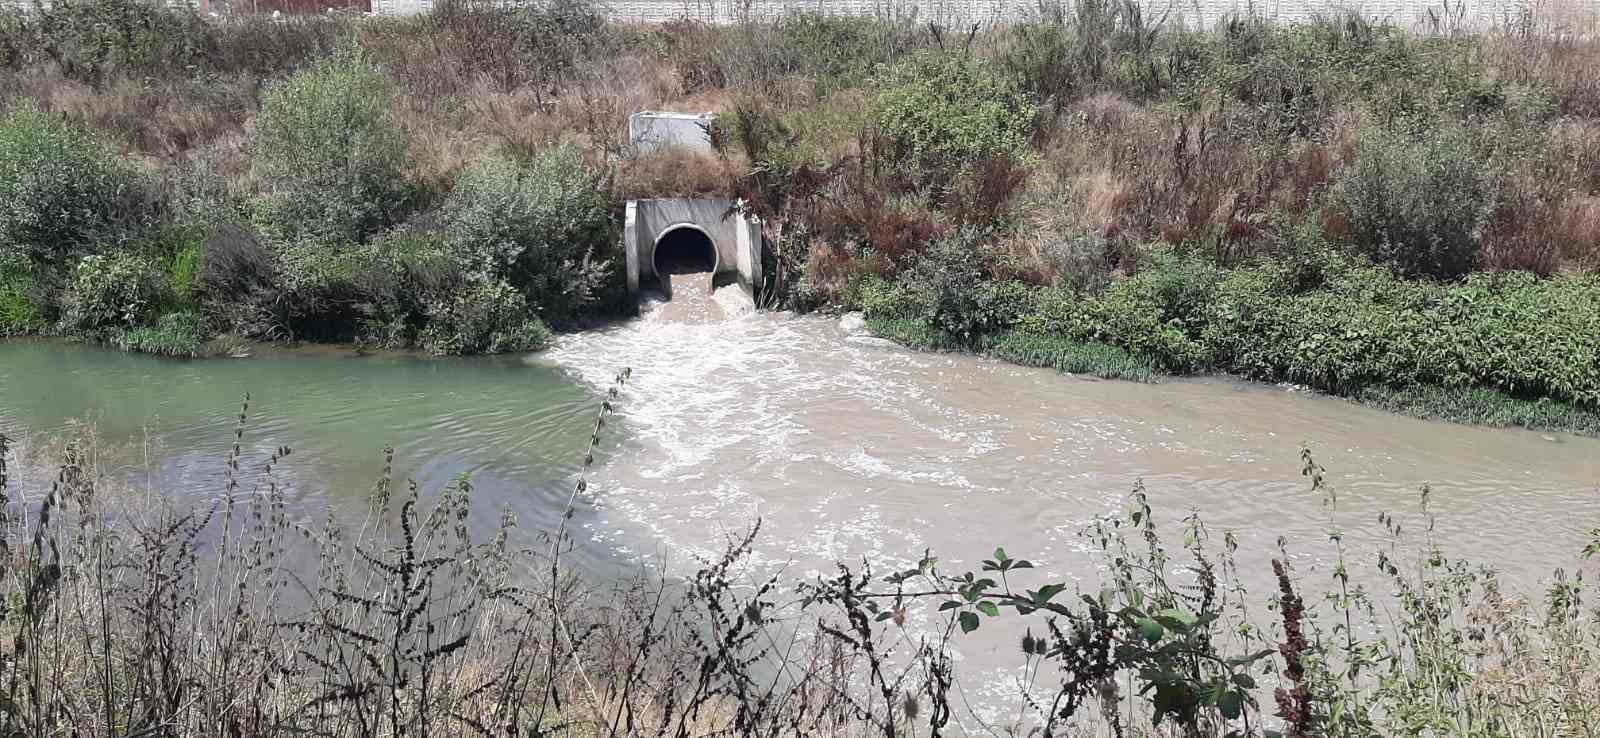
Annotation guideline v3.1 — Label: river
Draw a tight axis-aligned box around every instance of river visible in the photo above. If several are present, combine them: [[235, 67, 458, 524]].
[[3, 287, 1599, 716]]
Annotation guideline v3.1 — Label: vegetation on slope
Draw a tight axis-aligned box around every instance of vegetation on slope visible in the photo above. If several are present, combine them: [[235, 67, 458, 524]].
[[0, 0, 1598, 429]]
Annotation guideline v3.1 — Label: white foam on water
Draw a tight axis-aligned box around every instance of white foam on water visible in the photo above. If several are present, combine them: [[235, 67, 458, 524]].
[[545, 281, 1600, 724]]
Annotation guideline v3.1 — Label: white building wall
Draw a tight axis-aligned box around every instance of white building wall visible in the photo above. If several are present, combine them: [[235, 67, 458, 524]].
[[469, 0, 1580, 30]]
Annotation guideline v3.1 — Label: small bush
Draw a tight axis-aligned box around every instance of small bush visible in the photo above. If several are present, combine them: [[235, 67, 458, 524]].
[[60, 252, 168, 332], [891, 229, 1036, 339], [196, 225, 273, 301], [419, 279, 552, 355], [875, 50, 1036, 172], [1026, 252, 1220, 373], [118, 311, 210, 357], [168, 240, 202, 302], [20, 0, 213, 85], [0, 106, 141, 270], [1331, 125, 1489, 279], [0, 279, 42, 335], [441, 148, 613, 323], [253, 47, 408, 245]]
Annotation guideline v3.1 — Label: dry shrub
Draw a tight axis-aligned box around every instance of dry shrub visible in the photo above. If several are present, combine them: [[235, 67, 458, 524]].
[[202, 14, 349, 76], [1481, 118, 1600, 275], [801, 240, 860, 303], [1547, 119, 1600, 193], [3, 66, 255, 160], [1554, 194, 1600, 269], [1079, 169, 1133, 237], [1277, 120, 1354, 213], [1042, 98, 1284, 261], [947, 154, 1031, 225], [1481, 181, 1566, 276], [1486, 11, 1600, 117], [611, 149, 739, 201], [1074, 91, 1140, 135], [811, 189, 947, 275], [557, 54, 680, 159]]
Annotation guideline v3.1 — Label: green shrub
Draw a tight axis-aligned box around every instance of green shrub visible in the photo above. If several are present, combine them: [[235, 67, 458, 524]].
[[441, 148, 613, 323], [861, 315, 973, 353], [61, 252, 168, 332], [1085, 253, 1220, 371], [765, 13, 922, 95], [875, 50, 1035, 171], [169, 240, 202, 302], [0, 280, 42, 335], [419, 279, 552, 356], [254, 47, 408, 245], [885, 229, 1036, 340], [1331, 124, 1489, 279], [0, 106, 141, 271], [1016, 253, 1219, 373], [856, 275, 917, 320], [118, 311, 210, 357], [1202, 266, 1600, 406], [22, 0, 212, 85]]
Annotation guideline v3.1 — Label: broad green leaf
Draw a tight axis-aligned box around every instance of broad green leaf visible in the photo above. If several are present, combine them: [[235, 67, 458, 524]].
[[976, 601, 999, 617], [1033, 583, 1067, 605], [1218, 690, 1244, 720], [959, 611, 980, 634], [1137, 618, 1165, 643], [1158, 608, 1197, 628]]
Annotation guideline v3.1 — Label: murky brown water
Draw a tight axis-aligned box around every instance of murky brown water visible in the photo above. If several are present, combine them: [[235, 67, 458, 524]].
[[551, 287, 1600, 707], [555, 288, 1599, 581]]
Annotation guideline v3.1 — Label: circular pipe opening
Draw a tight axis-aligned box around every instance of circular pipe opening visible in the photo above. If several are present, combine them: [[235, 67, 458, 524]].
[[653, 225, 718, 276]]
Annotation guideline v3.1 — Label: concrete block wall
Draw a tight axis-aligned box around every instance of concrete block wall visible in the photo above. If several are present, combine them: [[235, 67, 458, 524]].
[[596, 0, 1544, 28]]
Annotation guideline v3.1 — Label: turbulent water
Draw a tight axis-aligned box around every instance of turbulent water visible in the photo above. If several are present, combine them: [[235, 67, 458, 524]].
[[4, 283, 1600, 718], [551, 285, 1600, 582], [549, 283, 1600, 719]]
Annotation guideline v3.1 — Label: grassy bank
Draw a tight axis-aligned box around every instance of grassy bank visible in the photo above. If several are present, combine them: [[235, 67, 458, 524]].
[[2, 0, 1599, 362], [860, 250, 1600, 435], [2, 395, 1598, 737]]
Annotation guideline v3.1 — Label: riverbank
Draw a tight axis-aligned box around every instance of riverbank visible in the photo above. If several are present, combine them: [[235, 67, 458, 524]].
[[4, 0, 1600, 410], [858, 251, 1600, 436]]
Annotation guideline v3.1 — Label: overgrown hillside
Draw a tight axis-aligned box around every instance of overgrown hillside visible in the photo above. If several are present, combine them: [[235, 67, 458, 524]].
[[1, 0, 1598, 428]]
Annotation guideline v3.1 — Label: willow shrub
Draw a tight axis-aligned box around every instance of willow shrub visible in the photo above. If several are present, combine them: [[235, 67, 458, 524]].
[[440, 148, 614, 325], [253, 47, 408, 247], [0, 106, 142, 274], [1331, 124, 1490, 280]]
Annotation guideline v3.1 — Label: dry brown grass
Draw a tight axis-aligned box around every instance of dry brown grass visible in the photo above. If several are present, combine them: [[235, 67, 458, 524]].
[[611, 149, 741, 202], [1, 66, 256, 160]]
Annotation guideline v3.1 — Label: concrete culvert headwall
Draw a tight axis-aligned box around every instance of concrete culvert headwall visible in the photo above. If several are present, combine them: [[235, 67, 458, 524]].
[[624, 198, 765, 303]]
